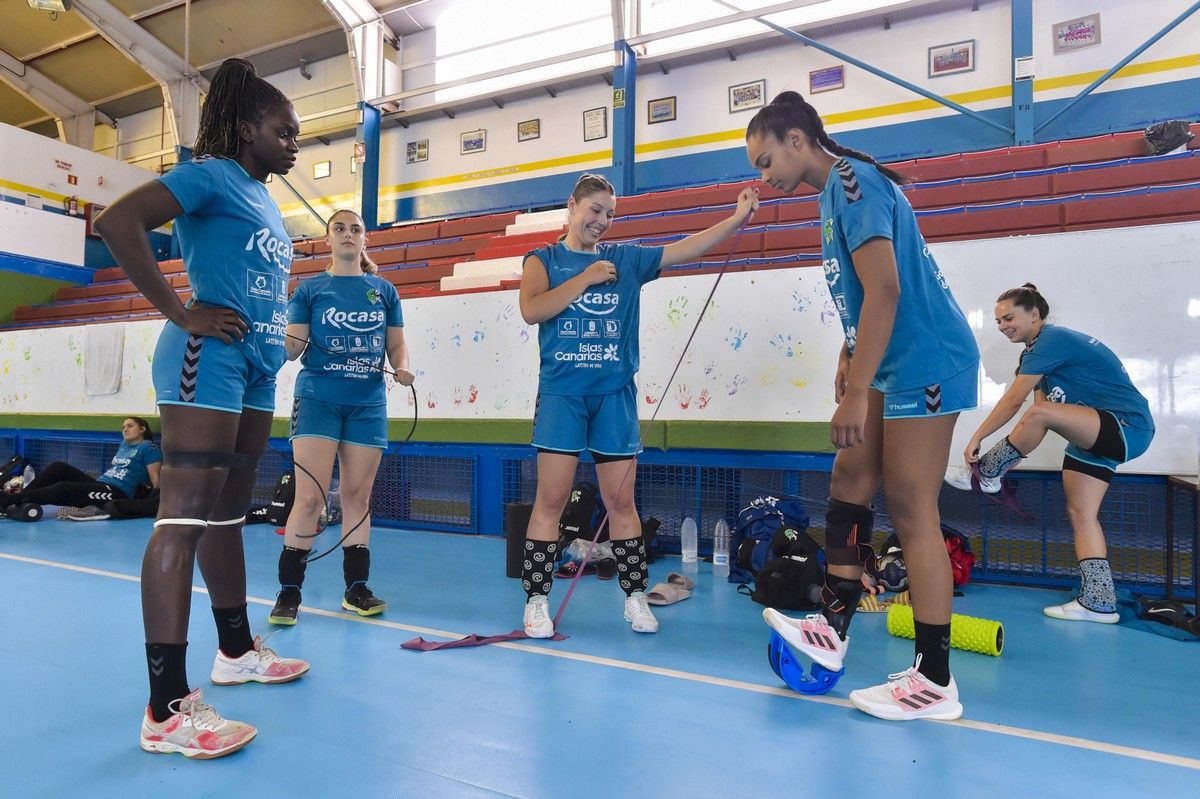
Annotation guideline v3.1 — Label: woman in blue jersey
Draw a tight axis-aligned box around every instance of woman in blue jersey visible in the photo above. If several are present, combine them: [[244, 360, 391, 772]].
[[0, 417, 160, 514], [268, 209, 412, 625], [746, 91, 979, 721], [946, 283, 1154, 624], [96, 58, 308, 760], [518, 173, 758, 639]]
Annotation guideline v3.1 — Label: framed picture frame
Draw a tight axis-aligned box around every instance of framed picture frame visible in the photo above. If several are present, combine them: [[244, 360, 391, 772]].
[[517, 119, 540, 142], [808, 65, 844, 94], [583, 107, 607, 141], [1052, 14, 1101, 54], [459, 129, 486, 155], [727, 79, 766, 113], [647, 95, 676, 125], [928, 40, 975, 78], [406, 139, 428, 164], [312, 160, 331, 180]]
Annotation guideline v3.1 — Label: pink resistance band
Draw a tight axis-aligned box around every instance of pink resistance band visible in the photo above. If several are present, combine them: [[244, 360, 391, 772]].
[[403, 222, 750, 652]]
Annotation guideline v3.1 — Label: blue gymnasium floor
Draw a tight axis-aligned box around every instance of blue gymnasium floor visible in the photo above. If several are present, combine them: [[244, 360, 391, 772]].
[[1, 516, 1198, 798]]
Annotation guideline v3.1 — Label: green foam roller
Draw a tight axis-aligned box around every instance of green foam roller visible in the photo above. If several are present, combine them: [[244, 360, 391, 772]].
[[886, 602, 1004, 657]]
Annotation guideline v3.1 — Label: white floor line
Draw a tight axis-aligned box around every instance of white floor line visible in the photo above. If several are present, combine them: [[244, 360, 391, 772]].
[[4, 549, 1199, 772]]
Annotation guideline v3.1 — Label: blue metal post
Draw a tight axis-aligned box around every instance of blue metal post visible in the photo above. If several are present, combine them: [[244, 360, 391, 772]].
[[611, 41, 637, 196], [1011, 0, 1034, 145], [358, 101, 381, 229], [752, 16, 1012, 136], [1035, 1, 1200, 135]]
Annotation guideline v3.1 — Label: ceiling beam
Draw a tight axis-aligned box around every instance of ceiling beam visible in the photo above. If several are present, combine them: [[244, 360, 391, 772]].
[[320, 0, 400, 103], [0, 47, 114, 145]]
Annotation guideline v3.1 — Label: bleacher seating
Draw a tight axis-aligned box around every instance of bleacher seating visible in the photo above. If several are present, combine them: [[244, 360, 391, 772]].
[[6, 124, 1200, 330]]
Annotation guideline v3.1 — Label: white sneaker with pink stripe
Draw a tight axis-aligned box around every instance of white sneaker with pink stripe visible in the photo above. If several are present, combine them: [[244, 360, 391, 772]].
[[139, 688, 257, 759], [762, 608, 849, 672], [210, 635, 310, 686], [849, 656, 963, 721]]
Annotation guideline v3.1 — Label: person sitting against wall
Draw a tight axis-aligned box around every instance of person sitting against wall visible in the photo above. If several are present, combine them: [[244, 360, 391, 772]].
[[0, 417, 162, 518]]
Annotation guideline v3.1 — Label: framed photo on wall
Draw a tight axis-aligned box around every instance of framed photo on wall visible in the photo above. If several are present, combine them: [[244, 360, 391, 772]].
[[517, 119, 540, 142], [647, 96, 676, 124], [1053, 14, 1101, 53], [313, 160, 331, 179], [406, 139, 428, 164], [727, 79, 766, 113], [928, 40, 975, 78], [583, 107, 607, 141], [460, 129, 487, 155], [809, 65, 844, 94]]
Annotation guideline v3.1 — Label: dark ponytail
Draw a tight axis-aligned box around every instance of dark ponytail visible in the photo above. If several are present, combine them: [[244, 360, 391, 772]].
[[997, 283, 1050, 320], [193, 58, 291, 159], [746, 91, 908, 185]]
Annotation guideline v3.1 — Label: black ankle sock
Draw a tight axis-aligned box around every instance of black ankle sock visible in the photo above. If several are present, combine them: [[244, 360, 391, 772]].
[[278, 545, 308, 592], [343, 544, 370, 591], [521, 539, 559, 598], [821, 578, 864, 640], [611, 537, 649, 596], [914, 620, 952, 686], [145, 642, 189, 723], [212, 604, 254, 659]]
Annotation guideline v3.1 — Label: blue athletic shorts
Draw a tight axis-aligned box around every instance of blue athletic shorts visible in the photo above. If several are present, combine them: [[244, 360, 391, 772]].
[[1064, 410, 1154, 481], [153, 322, 276, 413], [290, 396, 389, 450], [881, 363, 979, 420], [531, 383, 641, 457]]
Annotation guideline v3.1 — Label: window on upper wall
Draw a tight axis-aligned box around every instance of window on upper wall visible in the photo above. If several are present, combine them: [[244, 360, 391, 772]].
[[433, 0, 614, 104], [638, 0, 924, 59]]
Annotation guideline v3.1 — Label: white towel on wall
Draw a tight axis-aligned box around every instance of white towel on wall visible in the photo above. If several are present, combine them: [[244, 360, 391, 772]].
[[85, 323, 126, 396]]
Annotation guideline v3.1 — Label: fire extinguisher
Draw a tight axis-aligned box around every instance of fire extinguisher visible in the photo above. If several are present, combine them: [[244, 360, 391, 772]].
[[65, 195, 79, 216]]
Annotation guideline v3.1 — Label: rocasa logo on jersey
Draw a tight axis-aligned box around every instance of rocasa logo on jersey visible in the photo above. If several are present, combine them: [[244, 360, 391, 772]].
[[245, 227, 292, 270], [320, 307, 385, 332], [570, 290, 620, 316]]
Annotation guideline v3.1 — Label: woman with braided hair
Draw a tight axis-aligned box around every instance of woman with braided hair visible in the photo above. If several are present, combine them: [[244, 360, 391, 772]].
[[746, 91, 979, 721], [96, 57, 308, 759]]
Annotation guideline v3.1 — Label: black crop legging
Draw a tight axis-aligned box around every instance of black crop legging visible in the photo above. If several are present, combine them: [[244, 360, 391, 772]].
[[0, 461, 128, 509]]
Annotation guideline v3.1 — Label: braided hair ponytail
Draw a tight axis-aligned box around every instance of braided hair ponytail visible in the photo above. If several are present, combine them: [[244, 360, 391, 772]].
[[193, 58, 291, 159], [746, 91, 908, 185]]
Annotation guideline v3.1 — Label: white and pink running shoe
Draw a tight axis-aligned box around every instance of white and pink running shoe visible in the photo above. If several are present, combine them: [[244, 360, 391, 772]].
[[762, 608, 849, 672], [139, 688, 257, 759], [849, 655, 963, 721], [210, 635, 310, 686]]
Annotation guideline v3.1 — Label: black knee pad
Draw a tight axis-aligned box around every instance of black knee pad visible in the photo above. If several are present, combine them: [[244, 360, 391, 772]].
[[824, 499, 875, 566]]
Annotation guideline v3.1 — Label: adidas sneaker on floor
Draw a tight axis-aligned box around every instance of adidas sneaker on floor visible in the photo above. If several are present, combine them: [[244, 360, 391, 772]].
[[849, 656, 963, 721], [139, 688, 257, 759]]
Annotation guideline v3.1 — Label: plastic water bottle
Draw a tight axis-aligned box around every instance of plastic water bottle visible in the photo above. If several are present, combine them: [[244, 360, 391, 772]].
[[712, 518, 731, 578], [22, 464, 35, 488], [680, 516, 699, 574], [326, 478, 342, 525]]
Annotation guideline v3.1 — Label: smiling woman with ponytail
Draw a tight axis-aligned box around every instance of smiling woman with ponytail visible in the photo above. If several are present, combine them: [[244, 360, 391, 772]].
[[747, 90, 980, 722]]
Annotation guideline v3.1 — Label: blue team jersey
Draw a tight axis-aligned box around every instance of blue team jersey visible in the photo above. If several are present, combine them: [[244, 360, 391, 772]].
[[158, 157, 293, 376], [1018, 324, 1154, 431], [289, 272, 404, 406], [98, 441, 162, 497], [819, 157, 979, 392], [528, 242, 663, 396]]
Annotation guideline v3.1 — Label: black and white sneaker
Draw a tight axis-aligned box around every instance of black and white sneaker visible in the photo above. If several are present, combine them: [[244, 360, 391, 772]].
[[268, 588, 302, 626], [342, 584, 387, 617], [65, 505, 111, 522]]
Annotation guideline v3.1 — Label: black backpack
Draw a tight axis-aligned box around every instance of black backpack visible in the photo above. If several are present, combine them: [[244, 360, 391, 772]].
[[739, 528, 825, 611], [559, 481, 606, 543], [247, 472, 295, 525], [1144, 120, 1194, 156]]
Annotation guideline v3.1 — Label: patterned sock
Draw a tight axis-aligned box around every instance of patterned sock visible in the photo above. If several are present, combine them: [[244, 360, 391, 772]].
[[145, 642, 189, 724], [212, 604, 253, 659], [612, 536, 649, 596], [1077, 558, 1117, 613], [521, 539, 559, 598], [979, 436, 1023, 479], [914, 620, 952, 687]]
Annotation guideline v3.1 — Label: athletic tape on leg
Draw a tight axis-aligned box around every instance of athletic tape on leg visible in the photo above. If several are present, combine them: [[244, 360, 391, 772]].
[[403, 224, 749, 653]]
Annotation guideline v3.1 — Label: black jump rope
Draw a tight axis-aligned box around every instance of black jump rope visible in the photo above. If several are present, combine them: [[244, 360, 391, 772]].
[[282, 331, 417, 564]]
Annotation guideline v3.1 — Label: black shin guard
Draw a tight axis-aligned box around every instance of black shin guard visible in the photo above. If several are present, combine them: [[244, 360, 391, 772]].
[[820, 499, 876, 639], [611, 536, 649, 596], [278, 545, 308, 591], [343, 544, 370, 590], [521, 539, 559, 598]]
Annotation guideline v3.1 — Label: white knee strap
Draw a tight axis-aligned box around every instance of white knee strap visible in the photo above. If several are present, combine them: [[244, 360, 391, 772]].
[[207, 516, 247, 526], [154, 518, 209, 529]]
